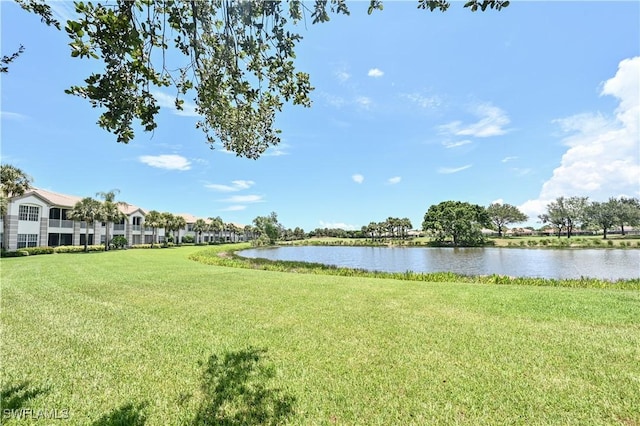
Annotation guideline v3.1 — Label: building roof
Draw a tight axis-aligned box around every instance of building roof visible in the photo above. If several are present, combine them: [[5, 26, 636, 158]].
[[176, 213, 200, 223], [19, 188, 144, 215], [28, 188, 84, 207], [12, 188, 245, 227]]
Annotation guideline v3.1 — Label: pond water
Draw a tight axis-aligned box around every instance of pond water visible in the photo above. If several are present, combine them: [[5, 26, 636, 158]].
[[239, 246, 640, 280]]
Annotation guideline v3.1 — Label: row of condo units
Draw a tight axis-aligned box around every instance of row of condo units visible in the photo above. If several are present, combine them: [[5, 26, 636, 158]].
[[1, 188, 247, 251]]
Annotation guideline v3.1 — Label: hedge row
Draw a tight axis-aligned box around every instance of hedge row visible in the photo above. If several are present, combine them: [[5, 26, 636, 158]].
[[1, 245, 107, 257], [130, 242, 176, 249]]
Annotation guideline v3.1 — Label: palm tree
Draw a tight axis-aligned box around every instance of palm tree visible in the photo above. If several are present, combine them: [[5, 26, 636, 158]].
[[208, 216, 224, 243], [144, 210, 164, 247], [399, 218, 413, 239], [68, 197, 102, 252], [193, 219, 207, 244], [244, 225, 253, 242], [173, 215, 187, 244], [96, 189, 127, 251], [1, 164, 33, 249], [366, 222, 377, 241], [205, 220, 214, 244], [228, 223, 241, 242], [161, 212, 176, 246]]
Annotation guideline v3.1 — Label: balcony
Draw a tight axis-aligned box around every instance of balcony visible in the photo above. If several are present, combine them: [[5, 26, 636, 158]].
[[49, 219, 74, 228], [114, 224, 126, 231]]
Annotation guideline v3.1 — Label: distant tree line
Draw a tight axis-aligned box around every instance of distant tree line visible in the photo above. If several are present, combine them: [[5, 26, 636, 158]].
[[420, 196, 640, 246], [539, 196, 640, 239]]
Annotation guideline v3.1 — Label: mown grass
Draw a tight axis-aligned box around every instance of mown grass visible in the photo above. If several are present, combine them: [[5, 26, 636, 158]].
[[1, 246, 639, 425]]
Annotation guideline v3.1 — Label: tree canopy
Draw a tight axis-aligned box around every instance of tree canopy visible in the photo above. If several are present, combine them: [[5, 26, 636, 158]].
[[68, 197, 103, 251], [539, 196, 589, 238], [422, 200, 489, 246], [584, 199, 618, 240], [253, 211, 282, 245], [14, 0, 509, 158], [486, 203, 528, 237], [1, 164, 33, 216]]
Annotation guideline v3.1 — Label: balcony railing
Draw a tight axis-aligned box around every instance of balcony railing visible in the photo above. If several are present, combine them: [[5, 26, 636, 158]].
[[114, 224, 126, 231], [49, 219, 74, 228], [132, 225, 142, 231]]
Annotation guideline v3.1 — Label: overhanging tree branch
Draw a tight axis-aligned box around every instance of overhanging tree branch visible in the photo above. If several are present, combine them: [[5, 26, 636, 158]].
[[15, 0, 509, 158]]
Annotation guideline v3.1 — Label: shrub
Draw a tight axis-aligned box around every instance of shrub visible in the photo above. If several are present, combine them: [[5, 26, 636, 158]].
[[130, 244, 153, 249], [2, 246, 55, 256], [22, 246, 55, 255], [53, 245, 105, 253], [1, 250, 30, 257], [251, 234, 272, 247], [111, 236, 128, 249], [182, 235, 195, 244]]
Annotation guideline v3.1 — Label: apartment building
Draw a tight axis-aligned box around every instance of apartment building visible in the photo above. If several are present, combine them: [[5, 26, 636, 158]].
[[1, 188, 182, 251], [2, 187, 249, 251]]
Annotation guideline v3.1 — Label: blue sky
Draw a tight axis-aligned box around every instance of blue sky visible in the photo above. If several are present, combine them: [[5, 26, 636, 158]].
[[2, 1, 639, 231]]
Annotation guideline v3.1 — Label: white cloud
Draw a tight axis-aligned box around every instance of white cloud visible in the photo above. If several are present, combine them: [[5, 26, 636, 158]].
[[442, 140, 472, 149], [356, 96, 373, 109], [232, 180, 254, 189], [319, 92, 347, 108], [139, 154, 191, 171], [206, 180, 255, 192], [264, 143, 290, 157], [153, 91, 199, 117], [502, 156, 518, 163], [220, 195, 264, 203], [511, 168, 532, 177], [319, 221, 358, 231], [48, 2, 76, 22], [0, 111, 28, 121], [220, 205, 247, 212], [352, 174, 364, 184], [403, 93, 442, 109], [335, 70, 351, 83], [440, 102, 510, 138], [387, 176, 402, 185], [520, 56, 640, 219], [438, 165, 472, 174], [368, 68, 384, 78]]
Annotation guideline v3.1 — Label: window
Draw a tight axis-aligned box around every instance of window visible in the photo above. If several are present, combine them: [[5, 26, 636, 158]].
[[19, 205, 40, 221], [17, 234, 38, 248], [49, 207, 61, 220]]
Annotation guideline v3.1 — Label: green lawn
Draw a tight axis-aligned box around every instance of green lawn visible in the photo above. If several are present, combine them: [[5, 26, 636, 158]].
[[2, 246, 639, 425]]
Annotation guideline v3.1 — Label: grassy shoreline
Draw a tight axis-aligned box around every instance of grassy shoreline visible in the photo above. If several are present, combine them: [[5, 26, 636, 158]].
[[2, 245, 639, 425], [189, 243, 640, 290], [280, 235, 640, 249]]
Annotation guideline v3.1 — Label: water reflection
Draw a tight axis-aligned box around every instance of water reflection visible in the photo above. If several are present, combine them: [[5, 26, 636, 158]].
[[239, 246, 640, 280]]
